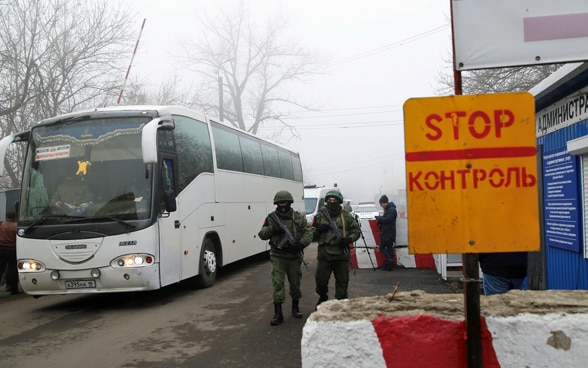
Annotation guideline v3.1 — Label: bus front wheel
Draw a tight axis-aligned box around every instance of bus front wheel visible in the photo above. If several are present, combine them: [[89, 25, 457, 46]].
[[195, 238, 217, 288]]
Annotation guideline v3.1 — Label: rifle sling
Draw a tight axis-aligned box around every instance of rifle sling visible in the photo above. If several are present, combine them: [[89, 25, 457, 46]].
[[319, 208, 346, 237], [269, 212, 296, 238]]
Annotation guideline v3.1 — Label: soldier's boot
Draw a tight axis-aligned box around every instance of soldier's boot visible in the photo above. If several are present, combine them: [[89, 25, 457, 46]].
[[292, 300, 302, 319], [314, 294, 328, 311], [270, 303, 284, 326]]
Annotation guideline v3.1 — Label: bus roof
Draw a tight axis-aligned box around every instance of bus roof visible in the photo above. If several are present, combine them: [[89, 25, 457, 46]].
[[32, 105, 299, 155]]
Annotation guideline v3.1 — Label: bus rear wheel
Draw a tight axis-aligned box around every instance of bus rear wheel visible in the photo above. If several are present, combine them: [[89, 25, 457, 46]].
[[195, 238, 217, 288]]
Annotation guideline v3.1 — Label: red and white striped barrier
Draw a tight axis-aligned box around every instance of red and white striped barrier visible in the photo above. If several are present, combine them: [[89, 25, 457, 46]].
[[302, 291, 588, 367], [351, 219, 435, 270]]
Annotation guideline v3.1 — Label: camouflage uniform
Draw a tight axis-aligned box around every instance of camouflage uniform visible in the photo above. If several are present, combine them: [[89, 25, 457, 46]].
[[259, 191, 313, 325], [312, 190, 360, 306]]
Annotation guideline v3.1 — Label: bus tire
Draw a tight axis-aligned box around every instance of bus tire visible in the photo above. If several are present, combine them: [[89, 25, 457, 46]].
[[195, 238, 217, 288]]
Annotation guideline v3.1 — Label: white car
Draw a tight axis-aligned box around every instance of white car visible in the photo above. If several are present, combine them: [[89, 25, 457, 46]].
[[352, 204, 380, 219]]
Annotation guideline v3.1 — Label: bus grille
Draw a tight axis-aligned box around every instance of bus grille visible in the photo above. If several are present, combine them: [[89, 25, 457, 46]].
[[52, 242, 100, 263]]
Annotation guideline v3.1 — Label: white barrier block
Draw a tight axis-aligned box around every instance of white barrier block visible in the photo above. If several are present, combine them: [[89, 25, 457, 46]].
[[486, 313, 588, 368], [354, 246, 378, 269], [396, 247, 416, 268], [301, 319, 386, 368]]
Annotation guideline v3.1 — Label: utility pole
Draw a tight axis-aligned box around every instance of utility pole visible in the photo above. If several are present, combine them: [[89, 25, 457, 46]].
[[218, 74, 224, 121], [218, 57, 235, 122]]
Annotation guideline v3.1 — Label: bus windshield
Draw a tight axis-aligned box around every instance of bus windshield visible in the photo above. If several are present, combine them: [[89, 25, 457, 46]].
[[19, 116, 153, 225]]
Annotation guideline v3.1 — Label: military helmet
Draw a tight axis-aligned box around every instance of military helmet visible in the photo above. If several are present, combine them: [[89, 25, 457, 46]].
[[324, 190, 343, 204], [273, 190, 294, 204]]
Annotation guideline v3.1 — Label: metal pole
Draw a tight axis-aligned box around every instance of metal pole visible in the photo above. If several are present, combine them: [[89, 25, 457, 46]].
[[118, 18, 146, 105], [463, 254, 482, 368], [450, 1, 482, 366], [218, 75, 224, 121]]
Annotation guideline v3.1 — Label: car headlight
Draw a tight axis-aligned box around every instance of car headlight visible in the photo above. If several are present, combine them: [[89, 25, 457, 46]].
[[111, 254, 155, 268], [18, 259, 46, 272]]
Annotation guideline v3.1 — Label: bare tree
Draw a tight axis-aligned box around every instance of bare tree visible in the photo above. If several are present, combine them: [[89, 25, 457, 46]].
[[0, 0, 134, 188], [179, 1, 326, 136], [435, 54, 562, 95], [121, 75, 206, 107]]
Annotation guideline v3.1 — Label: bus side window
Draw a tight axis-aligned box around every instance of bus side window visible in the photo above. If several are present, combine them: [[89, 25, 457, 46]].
[[162, 159, 176, 213], [162, 159, 174, 190]]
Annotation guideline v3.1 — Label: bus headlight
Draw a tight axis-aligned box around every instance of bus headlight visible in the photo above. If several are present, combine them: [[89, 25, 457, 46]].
[[111, 254, 154, 268], [18, 259, 46, 272]]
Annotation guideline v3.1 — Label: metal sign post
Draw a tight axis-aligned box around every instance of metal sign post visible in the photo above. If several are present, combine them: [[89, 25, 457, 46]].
[[403, 91, 538, 367]]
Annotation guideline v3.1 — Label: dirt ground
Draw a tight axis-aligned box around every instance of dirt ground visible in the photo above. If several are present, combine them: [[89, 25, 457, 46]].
[[311, 289, 588, 322]]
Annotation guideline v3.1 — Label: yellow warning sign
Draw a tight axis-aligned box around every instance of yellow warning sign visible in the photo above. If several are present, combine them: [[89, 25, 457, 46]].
[[403, 92, 539, 254]]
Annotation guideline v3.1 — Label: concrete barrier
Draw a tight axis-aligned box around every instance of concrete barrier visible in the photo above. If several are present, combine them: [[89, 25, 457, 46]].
[[301, 290, 588, 367]]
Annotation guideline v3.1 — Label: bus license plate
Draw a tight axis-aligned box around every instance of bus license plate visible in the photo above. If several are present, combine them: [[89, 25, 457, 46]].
[[65, 280, 96, 289]]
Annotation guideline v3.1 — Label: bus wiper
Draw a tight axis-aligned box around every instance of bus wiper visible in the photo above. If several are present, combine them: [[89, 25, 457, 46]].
[[25, 215, 136, 233], [24, 214, 75, 234], [84, 216, 136, 229], [50, 114, 92, 126]]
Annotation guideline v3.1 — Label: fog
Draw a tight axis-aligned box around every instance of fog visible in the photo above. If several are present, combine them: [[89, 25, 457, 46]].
[[123, 0, 452, 205]]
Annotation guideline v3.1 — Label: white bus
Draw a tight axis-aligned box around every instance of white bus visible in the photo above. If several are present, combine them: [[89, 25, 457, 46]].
[[0, 106, 303, 295]]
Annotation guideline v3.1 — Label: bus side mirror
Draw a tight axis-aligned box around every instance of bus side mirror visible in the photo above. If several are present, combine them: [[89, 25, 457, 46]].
[[164, 190, 177, 212]]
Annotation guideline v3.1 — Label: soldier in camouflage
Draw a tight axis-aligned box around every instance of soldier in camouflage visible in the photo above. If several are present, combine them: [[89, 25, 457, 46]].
[[312, 190, 360, 309], [258, 190, 313, 326]]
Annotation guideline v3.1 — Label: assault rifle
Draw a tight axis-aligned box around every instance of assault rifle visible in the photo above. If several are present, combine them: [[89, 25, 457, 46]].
[[269, 212, 309, 271], [319, 207, 350, 257], [269, 212, 296, 250]]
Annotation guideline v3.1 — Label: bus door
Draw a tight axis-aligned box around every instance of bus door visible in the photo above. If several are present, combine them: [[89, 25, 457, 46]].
[[158, 157, 182, 286]]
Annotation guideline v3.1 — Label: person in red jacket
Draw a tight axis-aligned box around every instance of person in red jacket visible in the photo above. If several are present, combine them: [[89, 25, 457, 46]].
[[0, 209, 19, 294]]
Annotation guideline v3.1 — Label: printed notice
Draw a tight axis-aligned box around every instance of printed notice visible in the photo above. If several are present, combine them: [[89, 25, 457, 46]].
[[543, 148, 580, 251], [35, 145, 71, 161]]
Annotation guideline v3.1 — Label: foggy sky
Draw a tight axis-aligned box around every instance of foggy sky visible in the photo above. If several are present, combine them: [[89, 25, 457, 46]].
[[123, 0, 452, 205]]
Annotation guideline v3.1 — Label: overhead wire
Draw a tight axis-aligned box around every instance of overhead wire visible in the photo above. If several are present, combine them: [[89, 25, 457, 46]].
[[289, 108, 402, 118], [270, 25, 449, 130], [261, 25, 449, 132], [296, 25, 448, 182], [290, 104, 403, 114], [312, 156, 405, 177], [262, 120, 403, 131], [330, 24, 449, 66], [261, 105, 404, 130]]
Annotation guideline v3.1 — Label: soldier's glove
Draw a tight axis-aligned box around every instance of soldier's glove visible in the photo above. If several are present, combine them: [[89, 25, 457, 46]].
[[272, 226, 285, 235], [339, 237, 353, 247], [315, 224, 330, 234], [293, 241, 305, 252]]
